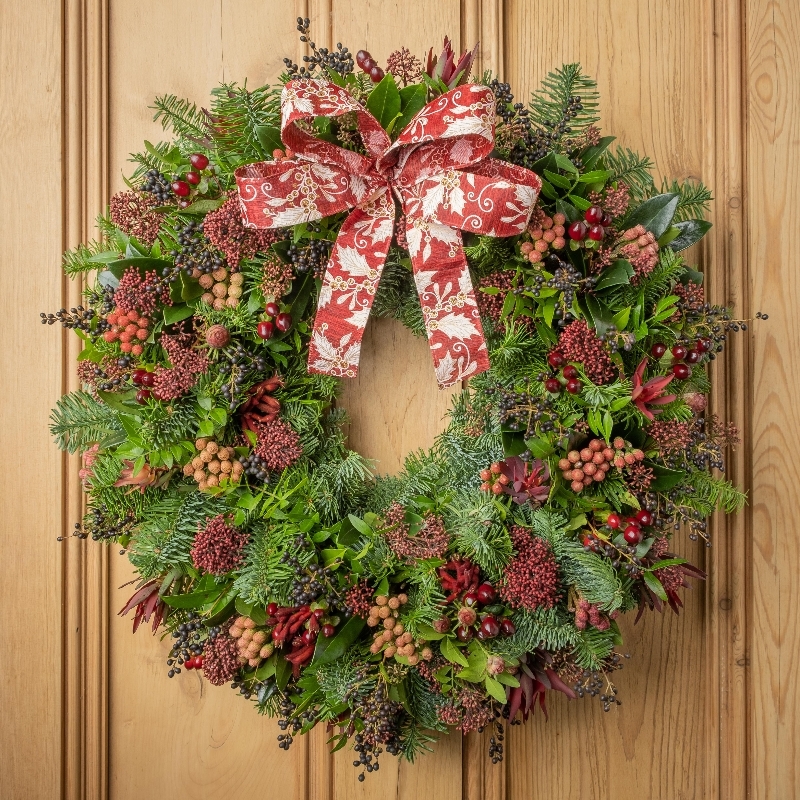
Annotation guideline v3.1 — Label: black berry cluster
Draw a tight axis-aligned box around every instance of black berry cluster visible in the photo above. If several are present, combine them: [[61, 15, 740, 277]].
[[141, 169, 173, 203]]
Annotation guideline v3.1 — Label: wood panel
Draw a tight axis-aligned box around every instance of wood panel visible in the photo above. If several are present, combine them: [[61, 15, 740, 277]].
[[2, 0, 799, 798], [503, 2, 712, 798], [747, 0, 800, 796], [106, 4, 305, 800], [0, 2, 64, 799]]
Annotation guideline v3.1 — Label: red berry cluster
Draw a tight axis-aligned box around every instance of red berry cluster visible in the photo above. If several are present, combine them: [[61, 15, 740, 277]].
[[544, 351, 583, 394], [256, 300, 292, 340], [519, 211, 567, 263], [355, 49, 385, 83], [558, 437, 645, 493], [103, 308, 151, 356], [651, 338, 711, 381], [567, 205, 612, 243], [266, 603, 333, 677], [131, 367, 155, 403], [606, 507, 654, 545], [170, 153, 210, 206], [184, 654, 205, 670], [454, 583, 515, 643]]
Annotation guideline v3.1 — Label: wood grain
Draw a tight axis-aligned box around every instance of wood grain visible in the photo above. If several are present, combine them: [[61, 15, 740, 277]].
[[106, 4, 305, 800], [0, 2, 64, 799], [503, 2, 712, 798], [4, 0, 799, 797], [747, 1, 800, 797]]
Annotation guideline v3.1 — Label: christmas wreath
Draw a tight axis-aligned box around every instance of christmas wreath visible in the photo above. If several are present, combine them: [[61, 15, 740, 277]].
[[48, 20, 758, 779]]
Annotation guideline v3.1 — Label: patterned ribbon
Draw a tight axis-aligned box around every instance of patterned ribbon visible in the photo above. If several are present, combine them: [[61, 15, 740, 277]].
[[235, 79, 541, 388]]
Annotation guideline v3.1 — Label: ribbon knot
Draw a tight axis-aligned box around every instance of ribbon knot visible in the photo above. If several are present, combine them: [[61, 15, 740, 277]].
[[235, 78, 541, 388]]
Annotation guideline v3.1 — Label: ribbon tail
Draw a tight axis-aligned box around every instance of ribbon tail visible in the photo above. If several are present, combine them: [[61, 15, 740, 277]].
[[407, 221, 490, 389], [307, 193, 394, 380]]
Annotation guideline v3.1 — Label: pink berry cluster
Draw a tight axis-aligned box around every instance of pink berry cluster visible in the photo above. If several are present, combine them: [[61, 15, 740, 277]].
[[619, 224, 659, 280], [574, 599, 611, 631], [558, 437, 645, 493], [170, 152, 210, 207], [519, 211, 567, 263], [355, 49, 385, 83], [567, 205, 613, 244]]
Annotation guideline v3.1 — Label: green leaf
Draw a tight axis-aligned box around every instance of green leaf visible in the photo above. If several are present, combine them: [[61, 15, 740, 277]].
[[578, 169, 613, 184], [347, 514, 373, 537], [525, 435, 555, 459], [275, 655, 292, 689], [612, 306, 631, 330], [544, 169, 571, 189], [163, 304, 194, 326], [366, 74, 402, 130], [440, 637, 469, 667], [625, 193, 679, 238], [494, 672, 520, 687], [255, 124, 283, 155], [595, 259, 634, 291], [643, 570, 668, 601], [649, 464, 684, 491], [484, 675, 507, 703], [568, 194, 592, 212], [395, 84, 427, 133], [585, 296, 616, 336], [96, 389, 139, 415], [416, 623, 446, 641], [162, 588, 224, 609], [669, 219, 713, 252], [555, 199, 580, 223], [312, 616, 366, 666], [582, 136, 616, 169], [553, 153, 578, 173], [180, 198, 226, 215]]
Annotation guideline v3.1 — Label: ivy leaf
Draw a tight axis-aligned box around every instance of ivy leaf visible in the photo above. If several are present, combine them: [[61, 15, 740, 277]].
[[669, 219, 713, 252], [625, 193, 679, 238], [366, 74, 401, 130]]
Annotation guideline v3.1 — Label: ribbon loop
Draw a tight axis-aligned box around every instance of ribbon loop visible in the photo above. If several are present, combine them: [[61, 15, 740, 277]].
[[235, 78, 541, 388]]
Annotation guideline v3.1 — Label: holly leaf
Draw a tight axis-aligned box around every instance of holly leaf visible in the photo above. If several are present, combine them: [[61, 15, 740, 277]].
[[255, 124, 283, 156], [180, 198, 226, 215], [312, 616, 366, 666], [366, 74, 401, 131], [395, 84, 427, 134], [669, 219, 713, 252], [625, 193, 679, 238]]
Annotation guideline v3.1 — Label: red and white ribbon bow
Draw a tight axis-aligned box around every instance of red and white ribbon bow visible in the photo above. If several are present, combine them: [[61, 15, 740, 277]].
[[235, 79, 541, 388]]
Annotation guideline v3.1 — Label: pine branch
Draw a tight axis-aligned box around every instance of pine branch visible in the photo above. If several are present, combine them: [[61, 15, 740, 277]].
[[62, 240, 111, 277], [444, 491, 512, 580], [50, 391, 123, 453], [661, 178, 713, 222], [151, 94, 210, 141], [528, 64, 601, 131], [209, 83, 281, 165], [603, 146, 656, 200], [571, 627, 616, 670], [494, 606, 580, 658]]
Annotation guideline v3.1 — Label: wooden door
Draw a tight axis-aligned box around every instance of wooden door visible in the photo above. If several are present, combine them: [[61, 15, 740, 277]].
[[2, 0, 798, 798]]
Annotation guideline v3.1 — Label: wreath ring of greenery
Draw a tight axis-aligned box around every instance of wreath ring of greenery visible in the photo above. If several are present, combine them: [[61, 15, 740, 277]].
[[47, 21, 757, 778]]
